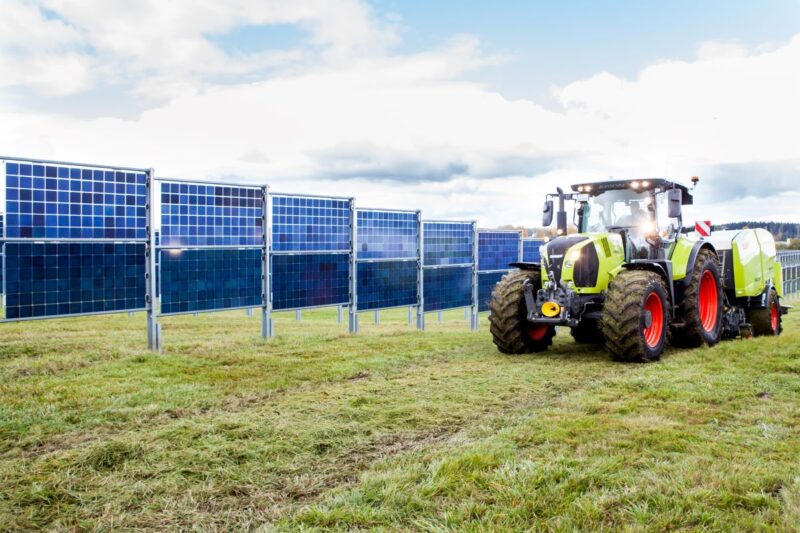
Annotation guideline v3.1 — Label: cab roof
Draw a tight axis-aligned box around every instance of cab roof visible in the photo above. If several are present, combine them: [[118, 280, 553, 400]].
[[570, 179, 693, 205]]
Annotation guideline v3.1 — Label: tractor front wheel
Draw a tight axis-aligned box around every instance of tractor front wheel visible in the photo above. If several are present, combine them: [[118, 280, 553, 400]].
[[489, 270, 555, 354], [602, 270, 670, 362]]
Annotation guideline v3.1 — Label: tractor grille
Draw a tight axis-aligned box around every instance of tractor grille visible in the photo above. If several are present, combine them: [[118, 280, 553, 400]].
[[574, 243, 600, 287], [545, 236, 588, 284]]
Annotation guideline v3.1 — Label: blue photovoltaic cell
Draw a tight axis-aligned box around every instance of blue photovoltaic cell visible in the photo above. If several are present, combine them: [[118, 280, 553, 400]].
[[272, 195, 350, 252], [356, 210, 418, 259], [0, 214, 4, 292], [4, 161, 147, 239], [423, 222, 473, 266], [160, 248, 261, 314], [160, 182, 263, 246], [272, 253, 350, 310], [522, 239, 544, 263], [478, 231, 520, 271], [423, 266, 472, 312], [357, 260, 417, 311], [3, 242, 145, 319], [478, 271, 505, 312]]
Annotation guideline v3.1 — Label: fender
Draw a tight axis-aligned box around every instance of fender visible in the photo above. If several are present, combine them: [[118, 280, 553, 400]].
[[622, 260, 675, 317]]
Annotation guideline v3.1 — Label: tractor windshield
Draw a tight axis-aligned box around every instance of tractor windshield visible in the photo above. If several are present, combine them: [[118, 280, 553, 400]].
[[580, 189, 654, 233]]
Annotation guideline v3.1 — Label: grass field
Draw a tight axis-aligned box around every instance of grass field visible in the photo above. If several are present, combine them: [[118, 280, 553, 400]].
[[1, 306, 799, 531]]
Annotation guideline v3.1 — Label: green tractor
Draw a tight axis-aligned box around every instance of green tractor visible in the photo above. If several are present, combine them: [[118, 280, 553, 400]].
[[489, 178, 788, 362]]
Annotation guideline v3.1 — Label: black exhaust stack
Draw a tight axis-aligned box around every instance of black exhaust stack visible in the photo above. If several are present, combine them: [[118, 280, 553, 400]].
[[556, 187, 567, 235]]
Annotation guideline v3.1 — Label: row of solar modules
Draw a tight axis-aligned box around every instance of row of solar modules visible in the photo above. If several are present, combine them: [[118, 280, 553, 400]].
[[0, 158, 545, 342]]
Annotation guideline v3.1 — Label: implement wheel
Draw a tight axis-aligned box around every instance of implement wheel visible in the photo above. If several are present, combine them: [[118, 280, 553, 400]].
[[489, 270, 555, 354], [747, 288, 782, 337]]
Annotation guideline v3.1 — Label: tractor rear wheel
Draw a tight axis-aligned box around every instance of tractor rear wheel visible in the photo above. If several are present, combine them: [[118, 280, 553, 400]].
[[489, 270, 555, 354], [570, 318, 604, 344], [671, 249, 723, 348], [602, 270, 670, 362], [747, 288, 782, 336]]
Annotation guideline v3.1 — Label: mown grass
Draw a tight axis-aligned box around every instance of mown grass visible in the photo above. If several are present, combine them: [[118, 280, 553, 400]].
[[1, 306, 798, 531]]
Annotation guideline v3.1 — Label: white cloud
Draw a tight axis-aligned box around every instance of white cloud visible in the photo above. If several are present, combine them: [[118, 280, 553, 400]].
[[0, 2, 798, 226]]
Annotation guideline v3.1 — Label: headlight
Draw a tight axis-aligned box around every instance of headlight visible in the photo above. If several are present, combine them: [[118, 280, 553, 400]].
[[569, 249, 581, 262]]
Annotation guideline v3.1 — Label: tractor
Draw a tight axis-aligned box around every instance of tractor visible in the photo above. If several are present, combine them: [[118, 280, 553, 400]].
[[489, 178, 788, 362]]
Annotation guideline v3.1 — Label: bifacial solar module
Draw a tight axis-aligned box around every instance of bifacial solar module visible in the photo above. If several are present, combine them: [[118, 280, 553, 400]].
[[3, 242, 145, 319], [160, 248, 261, 314], [4, 161, 147, 239], [423, 222, 474, 266], [160, 182, 263, 246], [271, 253, 350, 310], [423, 266, 472, 312], [0, 214, 4, 292], [522, 239, 544, 263], [478, 271, 505, 312], [356, 210, 418, 259], [356, 260, 417, 311], [272, 195, 350, 252], [478, 231, 520, 271]]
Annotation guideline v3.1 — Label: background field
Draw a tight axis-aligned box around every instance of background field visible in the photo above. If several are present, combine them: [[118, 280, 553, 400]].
[[1, 307, 799, 531]]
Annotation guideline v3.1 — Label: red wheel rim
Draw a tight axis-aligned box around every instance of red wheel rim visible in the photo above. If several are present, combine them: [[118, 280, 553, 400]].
[[698, 270, 718, 333], [770, 302, 779, 333], [643, 292, 664, 348], [528, 324, 549, 341]]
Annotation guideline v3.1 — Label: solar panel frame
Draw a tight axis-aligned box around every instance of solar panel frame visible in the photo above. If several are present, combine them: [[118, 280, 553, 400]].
[[421, 220, 477, 314], [477, 229, 522, 272], [269, 193, 355, 313], [154, 178, 268, 317], [354, 208, 420, 312]]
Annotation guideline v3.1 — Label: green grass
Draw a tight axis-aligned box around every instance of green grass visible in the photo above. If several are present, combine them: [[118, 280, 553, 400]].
[[1, 307, 799, 531]]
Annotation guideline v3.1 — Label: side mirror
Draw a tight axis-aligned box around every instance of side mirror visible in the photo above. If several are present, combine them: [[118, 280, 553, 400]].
[[667, 189, 682, 218], [542, 199, 554, 226]]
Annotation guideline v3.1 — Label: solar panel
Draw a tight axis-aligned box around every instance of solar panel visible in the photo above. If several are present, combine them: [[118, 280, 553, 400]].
[[423, 266, 472, 312], [4, 161, 147, 240], [0, 214, 4, 293], [356, 210, 418, 259], [478, 231, 520, 271], [357, 260, 417, 311], [423, 222, 474, 266], [160, 248, 261, 314], [272, 195, 351, 252], [522, 239, 544, 263], [478, 271, 505, 312], [160, 181, 263, 247], [271, 253, 350, 310], [3, 242, 145, 319]]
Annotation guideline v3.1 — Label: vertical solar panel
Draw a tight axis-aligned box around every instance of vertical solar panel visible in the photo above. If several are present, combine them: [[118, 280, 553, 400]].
[[478, 271, 506, 312], [357, 260, 417, 311], [160, 248, 261, 314], [522, 239, 544, 263], [272, 195, 350, 252], [3, 242, 146, 319], [0, 214, 4, 293], [160, 181, 263, 246], [422, 222, 473, 266], [356, 210, 418, 259], [478, 231, 520, 271], [423, 266, 472, 312], [4, 161, 147, 240], [354, 209, 419, 312], [271, 253, 350, 310]]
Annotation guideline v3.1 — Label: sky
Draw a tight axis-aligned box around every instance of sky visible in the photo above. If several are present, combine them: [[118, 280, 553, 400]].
[[1, 0, 798, 227]]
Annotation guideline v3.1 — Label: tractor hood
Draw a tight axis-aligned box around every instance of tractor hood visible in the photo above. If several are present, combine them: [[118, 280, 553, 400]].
[[542, 233, 625, 293]]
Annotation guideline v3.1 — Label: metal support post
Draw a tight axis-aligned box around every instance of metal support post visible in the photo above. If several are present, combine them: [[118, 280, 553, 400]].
[[348, 198, 358, 333], [338, 305, 343, 324], [437, 311, 443, 323], [145, 169, 161, 352], [295, 310, 301, 321], [374, 310, 380, 324], [470, 221, 479, 331], [416, 212, 425, 330], [261, 185, 272, 339], [408, 306, 413, 325]]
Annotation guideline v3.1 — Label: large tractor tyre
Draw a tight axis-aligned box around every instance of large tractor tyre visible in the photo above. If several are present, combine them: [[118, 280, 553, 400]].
[[602, 270, 670, 363], [570, 319, 604, 345], [671, 249, 724, 348], [747, 288, 782, 337], [489, 270, 555, 354]]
